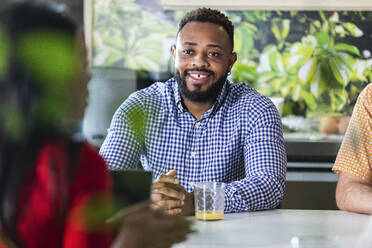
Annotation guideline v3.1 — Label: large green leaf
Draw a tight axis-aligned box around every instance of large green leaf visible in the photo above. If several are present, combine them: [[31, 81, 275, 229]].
[[298, 58, 318, 83], [350, 59, 368, 82], [342, 22, 363, 37], [291, 84, 302, 101], [288, 44, 314, 68], [310, 63, 326, 98], [271, 22, 281, 43], [330, 89, 348, 111], [257, 71, 276, 84], [301, 91, 317, 110], [269, 51, 284, 72], [334, 53, 354, 72], [242, 22, 258, 34], [282, 19, 291, 40], [280, 78, 295, 96], [288, 54, 304, 68], [334, 43, 360, 56], [234, 28, 244, 52], [272, 76, 288, 92], [329, 58, 349, 86], [232, 62, 257, 82], [257, 45, 277, 72], [294, 45, 315, 58], [235, 23, 256, 56], [315, 32, 330, 48]]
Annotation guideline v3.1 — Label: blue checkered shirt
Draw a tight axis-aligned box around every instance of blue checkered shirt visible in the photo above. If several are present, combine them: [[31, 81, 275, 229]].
[[100, 78, 287, 213]]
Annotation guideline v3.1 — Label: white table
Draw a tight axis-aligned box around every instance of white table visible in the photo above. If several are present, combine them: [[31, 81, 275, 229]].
[[174, 209, 370, 248]]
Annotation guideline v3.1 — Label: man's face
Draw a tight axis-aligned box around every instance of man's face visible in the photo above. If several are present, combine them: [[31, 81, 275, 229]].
[[172, 21, 237, 103]]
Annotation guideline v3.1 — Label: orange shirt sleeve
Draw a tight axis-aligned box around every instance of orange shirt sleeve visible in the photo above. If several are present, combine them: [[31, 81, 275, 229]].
[[333, 84, 372, 182]]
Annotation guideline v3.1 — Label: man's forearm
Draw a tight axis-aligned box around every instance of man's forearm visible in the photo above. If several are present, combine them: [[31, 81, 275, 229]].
[[336, 180, 372, 214], [224, 175, 285, 213]]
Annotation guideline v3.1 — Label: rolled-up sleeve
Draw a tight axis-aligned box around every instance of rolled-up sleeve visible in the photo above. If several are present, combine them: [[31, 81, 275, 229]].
[[224, 102, 287, 212], [99, 94, 144, 170]]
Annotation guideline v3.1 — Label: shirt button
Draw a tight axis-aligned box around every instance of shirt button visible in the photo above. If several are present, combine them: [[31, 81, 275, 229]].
[[195, 122, 200, 128], [191, 151, 196, 158]]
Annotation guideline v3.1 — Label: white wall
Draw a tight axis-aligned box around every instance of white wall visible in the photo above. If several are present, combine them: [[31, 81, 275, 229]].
[[82, 67, 136, 147]]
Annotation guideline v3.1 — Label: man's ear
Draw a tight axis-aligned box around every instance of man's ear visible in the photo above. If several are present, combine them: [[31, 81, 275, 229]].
[[171, 44, 176, 60], [228, 52, 237, 71]]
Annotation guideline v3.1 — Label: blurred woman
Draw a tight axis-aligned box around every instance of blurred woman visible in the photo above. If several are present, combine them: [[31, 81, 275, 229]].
[[0, 2, 191, 248]]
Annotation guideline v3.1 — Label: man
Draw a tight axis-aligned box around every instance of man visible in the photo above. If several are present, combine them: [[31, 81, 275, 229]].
[[100, 8, 286, 215], [333, 84, 372, 214]]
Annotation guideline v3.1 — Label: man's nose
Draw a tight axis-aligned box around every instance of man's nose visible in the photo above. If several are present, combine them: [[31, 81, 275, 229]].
[[192, 53, 209, 68]]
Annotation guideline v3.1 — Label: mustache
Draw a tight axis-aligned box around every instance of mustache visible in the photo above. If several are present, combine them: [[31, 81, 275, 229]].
[[183, 68, 215, 77]]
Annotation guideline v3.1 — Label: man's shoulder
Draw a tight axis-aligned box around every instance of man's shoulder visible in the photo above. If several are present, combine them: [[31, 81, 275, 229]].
[[359, 83, 372, 104], [229, 82, 257, 97], [126, 79, 175, 103], [227, 82, 273, 110], [135, 80, 171, 98], [115, 79, 174, 116]]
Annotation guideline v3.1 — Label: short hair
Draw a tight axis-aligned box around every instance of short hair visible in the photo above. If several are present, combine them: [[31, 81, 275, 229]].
[[178, 8, 234, 50]]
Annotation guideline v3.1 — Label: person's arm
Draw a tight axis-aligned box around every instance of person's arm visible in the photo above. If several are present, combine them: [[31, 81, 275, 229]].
[[336, 172, 372, 214], [99, 94, 145, 170], [224, 102, 287, 212], [110, 201, 193, 248], [332, 84, 372, 214], [63, 144, 113, 248]]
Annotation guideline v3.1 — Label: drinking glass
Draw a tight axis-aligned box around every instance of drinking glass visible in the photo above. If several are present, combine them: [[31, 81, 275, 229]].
[[193, 182, 225, 221]]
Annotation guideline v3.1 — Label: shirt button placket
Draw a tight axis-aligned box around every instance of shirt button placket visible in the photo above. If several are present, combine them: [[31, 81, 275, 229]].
[[191, 122, 198, 159], [191, 151, 197, 158]]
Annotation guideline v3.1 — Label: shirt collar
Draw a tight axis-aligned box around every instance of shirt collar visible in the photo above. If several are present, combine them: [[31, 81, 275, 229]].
[[171, 77, 230, 115], [171, 78, 184, 112]]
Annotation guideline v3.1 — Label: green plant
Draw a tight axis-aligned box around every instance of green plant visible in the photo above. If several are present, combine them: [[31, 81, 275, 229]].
[[286, 12, 370, 115], [93, 0, 177, 72], [233, 11, 372, 116], [231, 11, 272, 89]]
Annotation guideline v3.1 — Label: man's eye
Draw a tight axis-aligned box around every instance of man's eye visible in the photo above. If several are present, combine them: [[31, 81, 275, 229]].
[[182, 50, 192, 55], [209, 52, 220, 57]]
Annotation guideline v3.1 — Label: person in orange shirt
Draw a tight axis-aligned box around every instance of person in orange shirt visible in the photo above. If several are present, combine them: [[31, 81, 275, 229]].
[[333, 83, 372, 214]]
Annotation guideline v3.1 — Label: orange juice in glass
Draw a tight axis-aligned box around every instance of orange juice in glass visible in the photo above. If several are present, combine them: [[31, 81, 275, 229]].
[[193, 182, 225, 221]]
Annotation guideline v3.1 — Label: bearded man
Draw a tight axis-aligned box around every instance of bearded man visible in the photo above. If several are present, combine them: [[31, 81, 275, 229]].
[[100, 8, 287, 214]]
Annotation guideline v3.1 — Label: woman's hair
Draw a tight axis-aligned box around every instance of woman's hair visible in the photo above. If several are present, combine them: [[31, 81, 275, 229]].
[[0, 2, 79, 246]]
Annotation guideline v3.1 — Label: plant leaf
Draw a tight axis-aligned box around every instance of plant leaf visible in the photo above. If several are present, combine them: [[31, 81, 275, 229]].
[[298, 58, 318, 83], [342, 22, 363, 37], [269, 51, 284, 72], [334, 43, 360, 56], [282, 19, 291, 40], [315, 32, 330, 48], [292, 84, 301, 101], [329, 58, 349, 86], [310, 63, 326, 98]]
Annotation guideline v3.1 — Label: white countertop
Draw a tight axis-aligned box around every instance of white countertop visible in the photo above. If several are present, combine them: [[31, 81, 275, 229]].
[[174, 209, 369, 248]]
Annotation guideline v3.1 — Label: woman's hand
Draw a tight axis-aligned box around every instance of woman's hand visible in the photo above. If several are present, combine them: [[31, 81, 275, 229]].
[[110, 201, 194, 248]]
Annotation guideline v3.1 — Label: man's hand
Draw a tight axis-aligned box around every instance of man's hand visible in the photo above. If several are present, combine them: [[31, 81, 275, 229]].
[[151, 170, 194, 215]]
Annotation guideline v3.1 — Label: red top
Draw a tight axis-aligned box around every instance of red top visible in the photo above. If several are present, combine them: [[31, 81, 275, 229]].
[[0, 142, 112, 248]]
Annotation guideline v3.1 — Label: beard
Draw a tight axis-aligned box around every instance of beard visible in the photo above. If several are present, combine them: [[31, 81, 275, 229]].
[[175, 68, 228, 103]]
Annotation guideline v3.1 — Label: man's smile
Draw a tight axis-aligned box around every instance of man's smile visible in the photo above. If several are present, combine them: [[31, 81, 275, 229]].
[[185, 69, 214, 86]]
